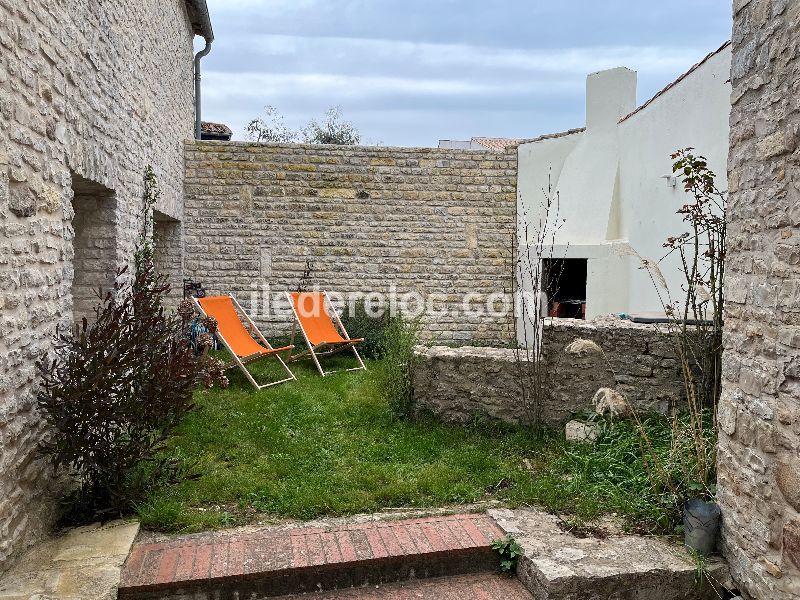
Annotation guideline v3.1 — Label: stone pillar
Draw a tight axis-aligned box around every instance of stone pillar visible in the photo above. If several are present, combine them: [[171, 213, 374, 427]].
[[719, 1, 800, 597]]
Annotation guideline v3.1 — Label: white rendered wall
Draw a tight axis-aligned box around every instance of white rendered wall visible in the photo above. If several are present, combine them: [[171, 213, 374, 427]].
[[617, 45, 731, 312], [516, 46, 731, 344]]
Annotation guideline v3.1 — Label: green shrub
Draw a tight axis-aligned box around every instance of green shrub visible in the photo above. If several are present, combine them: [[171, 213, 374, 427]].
[[379, 316, 420, 419], [37, 167, 224, 522], [339, 299, 388, 359]]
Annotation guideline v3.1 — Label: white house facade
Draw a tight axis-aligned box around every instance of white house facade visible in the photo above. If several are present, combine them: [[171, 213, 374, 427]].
[[516, 42, 732, 333]]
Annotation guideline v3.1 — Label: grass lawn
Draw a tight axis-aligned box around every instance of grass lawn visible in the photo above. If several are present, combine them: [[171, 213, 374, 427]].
[[137, 354, 678, 535]]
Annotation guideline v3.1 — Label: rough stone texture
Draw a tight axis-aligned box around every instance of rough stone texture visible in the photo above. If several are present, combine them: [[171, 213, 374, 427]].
[[564, 420, 599, 444], [720, 2, 800, 598], [183, 141, 517, 345], [412, 316, 686, 425], [785, 521, 800, 571], [0, 0, 196, 573], [154, 216, 184, 307], [0, 520, 140, 600], [70, 176, 117, 322], [775, 462, 800, 513], [490, 508, 731, 600], [413, 345, 529, 423], [544, 317, 686, 415]]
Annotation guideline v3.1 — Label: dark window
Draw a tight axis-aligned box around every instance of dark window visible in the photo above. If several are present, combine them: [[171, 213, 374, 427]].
[[543, 258, 587, 319]]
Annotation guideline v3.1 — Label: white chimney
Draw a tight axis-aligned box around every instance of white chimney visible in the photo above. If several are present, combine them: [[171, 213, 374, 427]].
[[585, 67, 637, 131]]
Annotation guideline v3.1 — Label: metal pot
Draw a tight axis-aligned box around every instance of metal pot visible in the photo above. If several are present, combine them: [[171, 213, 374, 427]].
[[684, 498, 721, 556]]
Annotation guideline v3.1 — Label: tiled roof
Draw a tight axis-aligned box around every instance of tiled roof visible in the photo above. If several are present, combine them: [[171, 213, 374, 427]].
[[618, 40, 731, 124], [470, 137, 522, 151], [200, 121, 232, 135], [470, 127, 586, 151]]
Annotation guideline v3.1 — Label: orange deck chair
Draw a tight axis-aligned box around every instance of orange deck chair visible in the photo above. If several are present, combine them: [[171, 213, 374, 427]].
[[194, 295, 296, 389], [285, 291, 367, 376]]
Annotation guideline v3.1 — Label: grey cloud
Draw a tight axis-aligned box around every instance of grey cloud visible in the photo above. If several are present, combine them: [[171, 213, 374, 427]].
[[201, 0, 731, 146]]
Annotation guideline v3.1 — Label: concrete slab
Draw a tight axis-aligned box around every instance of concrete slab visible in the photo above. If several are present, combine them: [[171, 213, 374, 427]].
[[489, 508, 730, 600], [0, 520, 140, 600]]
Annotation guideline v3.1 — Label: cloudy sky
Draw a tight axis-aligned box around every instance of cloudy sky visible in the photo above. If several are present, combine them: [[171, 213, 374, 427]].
[[199, 1, 732, 147]]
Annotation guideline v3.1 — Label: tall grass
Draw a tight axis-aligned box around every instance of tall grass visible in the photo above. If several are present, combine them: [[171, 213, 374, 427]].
[[379, 316, 420, 419]]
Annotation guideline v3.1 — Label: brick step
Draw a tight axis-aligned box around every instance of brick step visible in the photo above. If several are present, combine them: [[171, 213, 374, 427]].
[[271, 572, 534, 599], [118, 513, 505, 599]]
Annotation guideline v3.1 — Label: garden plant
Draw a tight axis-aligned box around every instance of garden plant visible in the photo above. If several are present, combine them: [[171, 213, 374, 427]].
[[37, 167, 225, 521]]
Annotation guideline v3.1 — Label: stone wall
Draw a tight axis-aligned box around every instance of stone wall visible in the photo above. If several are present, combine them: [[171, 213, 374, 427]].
[[719, 2, 800, 598], [183, 141, 517, 345], [413, 317, 684, 426], [70, 175, 117, 322], [0, 0, 196, 571], [154, 215, 184, 307]]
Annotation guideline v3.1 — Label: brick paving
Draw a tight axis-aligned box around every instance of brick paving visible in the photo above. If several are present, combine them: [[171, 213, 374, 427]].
[[272, 572, 534, 599], [118, 513, 506, 599]]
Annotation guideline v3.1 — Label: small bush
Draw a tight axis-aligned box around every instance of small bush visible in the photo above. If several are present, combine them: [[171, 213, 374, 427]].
[[379, 316, 420, 419], [37, 166, 224, 522], [37, 265, 223, 521], [339, 299, 388, 360]]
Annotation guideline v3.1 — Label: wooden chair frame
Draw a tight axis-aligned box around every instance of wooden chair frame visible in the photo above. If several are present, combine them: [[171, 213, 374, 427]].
[[192, 294, 296, 390], [285, 291, 367, 377]]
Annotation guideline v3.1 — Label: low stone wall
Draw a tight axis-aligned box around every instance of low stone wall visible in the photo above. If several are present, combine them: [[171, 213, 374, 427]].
[[542, 317, 684, 416], [412, 346, 528, 424], [412, 317, 684, 426]]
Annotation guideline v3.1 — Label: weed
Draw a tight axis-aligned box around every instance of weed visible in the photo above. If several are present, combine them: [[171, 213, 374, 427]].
[[491, 535, 523, 573], [380, 316, 421, 419]]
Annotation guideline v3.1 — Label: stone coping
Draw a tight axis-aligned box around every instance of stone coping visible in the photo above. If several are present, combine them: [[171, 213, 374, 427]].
[[490, 508, 732, 600]]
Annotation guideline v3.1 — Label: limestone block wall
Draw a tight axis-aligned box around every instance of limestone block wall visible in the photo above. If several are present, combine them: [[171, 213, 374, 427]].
[[70, 176, 117, 323], [0, 0, 196, 571], [718, 2, 800, 597], [183, 142, 517, 345], [154, 217, 184, 307], [542, 318, 685, 417], [412, 317, 685, 426]]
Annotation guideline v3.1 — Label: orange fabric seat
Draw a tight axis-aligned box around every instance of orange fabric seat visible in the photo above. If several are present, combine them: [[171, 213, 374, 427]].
[[288, 292, 364, 347], [285, 291, 367, 377], [197, 296, 292, 358]]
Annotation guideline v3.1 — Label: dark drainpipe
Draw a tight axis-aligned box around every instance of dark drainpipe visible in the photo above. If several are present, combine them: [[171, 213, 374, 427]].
[[194, 36, 213, 140]]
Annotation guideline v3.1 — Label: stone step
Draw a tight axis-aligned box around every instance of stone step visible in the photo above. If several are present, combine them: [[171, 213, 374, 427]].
[[489, 508, 731, 600], [117, 513, 505, 599], [271, 572, 534, 599]]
